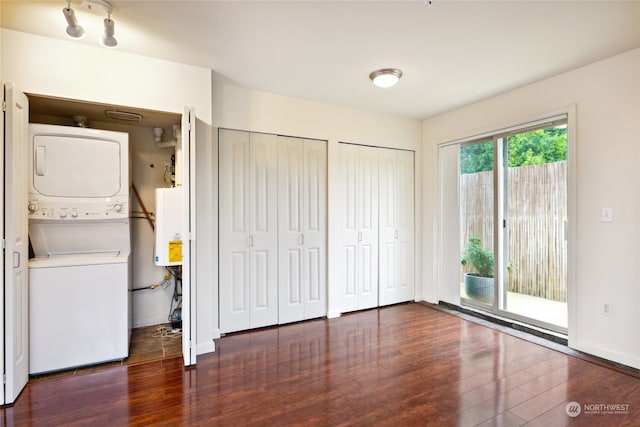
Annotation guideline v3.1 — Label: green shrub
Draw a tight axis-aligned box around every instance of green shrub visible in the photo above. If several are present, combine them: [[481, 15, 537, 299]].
[[461, 237, 494, 278]]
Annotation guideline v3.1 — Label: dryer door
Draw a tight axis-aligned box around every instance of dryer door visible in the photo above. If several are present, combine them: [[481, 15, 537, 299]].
[[32, 132, 122, 198]]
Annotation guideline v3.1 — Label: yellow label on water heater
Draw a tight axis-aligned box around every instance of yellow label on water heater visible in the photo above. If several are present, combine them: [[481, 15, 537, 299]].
[[168, 240, 183, 263]]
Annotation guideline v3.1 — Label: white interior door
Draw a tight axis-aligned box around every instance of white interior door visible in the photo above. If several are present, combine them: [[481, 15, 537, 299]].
[[340, 144, 360, 312], [302, 139, 327, 319], [181, 107, 196, 366], [249, 132, 278, 328], [3, 84, 29, 404], [219, 130, 278, 333], [378, 148, 398, 305], [278, 137, 305, 323], [1, 84, 5, 406], [395, 150, 415, 303], [379, 149, 415, 306], [340, 144, 379, 312], [278, 137, 327, 324], [219, 129, 251, 333], [357, 146, 379, 310]]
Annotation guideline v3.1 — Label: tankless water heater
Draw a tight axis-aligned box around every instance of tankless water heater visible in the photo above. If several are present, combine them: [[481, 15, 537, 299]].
[[154, 187, 184, 266]]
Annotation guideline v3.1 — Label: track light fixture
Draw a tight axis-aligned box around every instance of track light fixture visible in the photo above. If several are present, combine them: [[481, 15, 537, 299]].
[[62, 0, 117, 48], [102, 12, 117, 48], [63, 1, 85, 39]]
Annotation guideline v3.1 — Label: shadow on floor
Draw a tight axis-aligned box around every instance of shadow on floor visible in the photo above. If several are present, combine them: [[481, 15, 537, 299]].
[[30, 323, 182, 382]]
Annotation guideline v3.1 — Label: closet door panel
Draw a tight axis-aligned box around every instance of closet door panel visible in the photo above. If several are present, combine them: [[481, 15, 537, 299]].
[[219, 129, 251, 333], [249, 133, 278, 328], [379, 149, 415, 306], [278, 137, 305, 324], [340, 144, 360, 312], [357, 146, 379, 309], [303, 139, 327, 319], [379, 148, 398, 305], [396, 150, 415, 302]]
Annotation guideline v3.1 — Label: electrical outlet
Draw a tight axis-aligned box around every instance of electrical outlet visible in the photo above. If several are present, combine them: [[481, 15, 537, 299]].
[[601, 302, 613, 317], [601, 208, 613, 223]]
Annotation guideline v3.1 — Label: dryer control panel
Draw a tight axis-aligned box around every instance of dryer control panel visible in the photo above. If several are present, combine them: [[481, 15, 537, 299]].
[[27, 196, 129, 220]]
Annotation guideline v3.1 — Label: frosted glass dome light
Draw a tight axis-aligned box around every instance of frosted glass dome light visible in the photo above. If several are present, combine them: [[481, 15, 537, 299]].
[[369, 68, 403, 88]]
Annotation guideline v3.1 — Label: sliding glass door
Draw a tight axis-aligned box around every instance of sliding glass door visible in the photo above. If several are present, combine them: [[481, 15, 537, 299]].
[[457, 118, 568, 332], [459, 139, 495, 307]]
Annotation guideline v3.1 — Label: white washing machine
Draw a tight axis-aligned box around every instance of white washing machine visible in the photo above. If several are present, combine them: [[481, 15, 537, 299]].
[[27, 124, 131, 374], [29, 254, 130, 374]]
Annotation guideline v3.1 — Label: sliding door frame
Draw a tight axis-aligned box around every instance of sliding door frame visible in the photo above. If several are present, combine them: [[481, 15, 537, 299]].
[[452, 112, 573, 335]]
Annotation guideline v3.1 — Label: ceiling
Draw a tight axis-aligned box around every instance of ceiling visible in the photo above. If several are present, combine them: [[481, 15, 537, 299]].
[[2, 1, 639, 120]]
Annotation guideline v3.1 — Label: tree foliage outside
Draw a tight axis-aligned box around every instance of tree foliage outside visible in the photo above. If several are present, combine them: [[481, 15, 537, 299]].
[[460, 126, 567, 174]]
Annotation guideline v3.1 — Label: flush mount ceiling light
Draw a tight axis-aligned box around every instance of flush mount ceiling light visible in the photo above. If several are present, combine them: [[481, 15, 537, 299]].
[[369, 68, 403, 88], [62, 1, 85, 38], [62, 0, 117, 47]]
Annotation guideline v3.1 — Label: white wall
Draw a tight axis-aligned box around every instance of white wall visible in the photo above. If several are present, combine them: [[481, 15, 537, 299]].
[[2, 28, 422, 358], [212, 77, 423, 323], [422, 48, 640, 368], [1, 29, 216, 355]]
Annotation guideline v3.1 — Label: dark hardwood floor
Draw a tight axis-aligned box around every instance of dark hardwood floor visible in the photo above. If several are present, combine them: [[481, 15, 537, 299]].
[[2, 303, 639, 426]]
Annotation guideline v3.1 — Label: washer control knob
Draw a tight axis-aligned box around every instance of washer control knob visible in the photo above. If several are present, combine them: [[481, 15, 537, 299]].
[[59, 211, 67, 218], [28, 202, 38, 213], [114, 203, 123, 213], [71, 211, 78, 218]]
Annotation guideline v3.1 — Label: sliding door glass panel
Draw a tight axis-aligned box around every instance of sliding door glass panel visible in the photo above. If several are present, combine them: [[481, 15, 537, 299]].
[[459, 140, 495, 307], [503, 124, 568, 329]]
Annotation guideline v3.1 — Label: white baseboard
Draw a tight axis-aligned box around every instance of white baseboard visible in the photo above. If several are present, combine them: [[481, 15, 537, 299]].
[[327, 310, 341, 319], [132, 315, 170, 328], [196, 340, 216, 355], [570, 340, 640, 370]]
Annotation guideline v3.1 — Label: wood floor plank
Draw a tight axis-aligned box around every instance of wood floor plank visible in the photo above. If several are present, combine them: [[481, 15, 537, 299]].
[[2, 303, 639, 426]]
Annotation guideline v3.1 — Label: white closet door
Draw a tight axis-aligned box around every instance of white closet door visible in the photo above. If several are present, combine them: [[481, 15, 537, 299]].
[[357, 146, 379, 310], [340, 144, 360, 313], [395, 150, 415, 303], [220, 130, 278, 333], [3, 85, 29, 404], [379, 149, 415, 306], [301, 139, 327, 319], [278, 137, 327, 324], [278, 137, 305, 323], [379, 148, 398, 306], [219, 129, 251, 333], [248, 133, 279, 329], [340, 144, 378, 312]]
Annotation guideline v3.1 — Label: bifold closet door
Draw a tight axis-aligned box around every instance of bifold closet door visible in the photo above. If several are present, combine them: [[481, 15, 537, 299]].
[[278, 137, 327, 324], [219, 129, 278, 333], [379, 149, 415, 306], [340, 143, 379, 313]]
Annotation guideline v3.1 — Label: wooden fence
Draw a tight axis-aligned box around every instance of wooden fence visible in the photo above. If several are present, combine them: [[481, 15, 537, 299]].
[[460, 161, 567, 302]]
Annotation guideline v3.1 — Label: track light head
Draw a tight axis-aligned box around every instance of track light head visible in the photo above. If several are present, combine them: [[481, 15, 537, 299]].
[[101, 16, 117, 48], [62, 6, 85, 38]]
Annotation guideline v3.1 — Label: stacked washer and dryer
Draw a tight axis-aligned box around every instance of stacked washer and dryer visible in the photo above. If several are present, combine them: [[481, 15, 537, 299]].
[[27, 124, 131, 374]]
